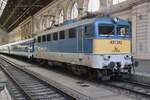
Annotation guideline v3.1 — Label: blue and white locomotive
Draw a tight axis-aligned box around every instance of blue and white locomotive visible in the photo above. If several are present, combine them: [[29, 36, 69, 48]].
[[0, 17, 136, 79]]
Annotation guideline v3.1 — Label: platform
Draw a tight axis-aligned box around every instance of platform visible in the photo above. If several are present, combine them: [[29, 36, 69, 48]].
[[131, 72, 150, 84], [130, 59, 150, 84], [135, 59, 150, 74], [0, 71, 6, 91], [0, 71, 12, 100]]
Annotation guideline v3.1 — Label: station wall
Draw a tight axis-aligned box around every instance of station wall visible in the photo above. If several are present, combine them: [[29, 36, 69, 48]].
[[0, 28, 8, 45], [32, 0, 108, 35], [132, 2, 150, 59], [20, 17, 32, 40], [107, 0, 150, 59], [8, 26, 21, 43]]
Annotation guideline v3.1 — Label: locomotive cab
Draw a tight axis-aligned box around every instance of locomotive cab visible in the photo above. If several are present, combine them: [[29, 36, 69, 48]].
[[89, 17, 133, 78]]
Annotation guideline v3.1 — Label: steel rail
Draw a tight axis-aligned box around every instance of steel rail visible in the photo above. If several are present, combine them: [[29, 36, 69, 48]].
[[102, 80, 150, 98], [121, 79, 150, 89], [0, 62, 33, 100], [0, 56, 76, 100]]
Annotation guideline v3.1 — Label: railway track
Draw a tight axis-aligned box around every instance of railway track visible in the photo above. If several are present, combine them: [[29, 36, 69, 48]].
[[103, 79, 150, 98], [6, 79, 27, 100], [1, 55, 150, 99], [0, 57, 75, 100]]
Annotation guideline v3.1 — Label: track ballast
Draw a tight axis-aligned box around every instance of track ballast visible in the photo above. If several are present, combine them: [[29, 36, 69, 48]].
[[0, 57, 75, 100], [103, 79, 150, 98]]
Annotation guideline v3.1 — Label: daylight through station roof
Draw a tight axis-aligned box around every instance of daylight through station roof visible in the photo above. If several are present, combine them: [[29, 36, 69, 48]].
[[0, 0, 54, 32]]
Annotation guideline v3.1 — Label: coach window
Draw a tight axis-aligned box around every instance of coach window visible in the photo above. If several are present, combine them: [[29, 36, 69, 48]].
[[59, 31, 65, 40], [47, 34, 51, 41], [38, 36, 41, 43], [53, 32, 58, 41], [69, 28, 76, 38], [42, 35, 46, 42]]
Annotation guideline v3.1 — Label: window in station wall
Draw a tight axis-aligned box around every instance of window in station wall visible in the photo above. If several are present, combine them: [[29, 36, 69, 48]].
[[58, 10, 64, 24], [55, 9, 64, 25], [0, 0, 8, 16], [71, 2, 79, 19], [88, 0, 100, 12], [113, 0, 126, 5]]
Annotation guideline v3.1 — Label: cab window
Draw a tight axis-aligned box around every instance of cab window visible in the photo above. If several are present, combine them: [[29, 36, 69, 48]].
[[99, 25, 114, 35], [117, 25, 129, 35]]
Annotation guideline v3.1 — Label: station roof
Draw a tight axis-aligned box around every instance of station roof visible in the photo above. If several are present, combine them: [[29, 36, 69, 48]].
[[0, 0, 54, 32]]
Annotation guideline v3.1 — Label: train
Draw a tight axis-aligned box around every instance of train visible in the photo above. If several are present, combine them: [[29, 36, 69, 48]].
[[0, 17, 138, 80]]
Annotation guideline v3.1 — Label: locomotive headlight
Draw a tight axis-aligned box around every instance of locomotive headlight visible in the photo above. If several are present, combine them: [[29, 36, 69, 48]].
[[124, 55, 131, 60], [114, 17, 119, 23], [103, 55, 111, 61]]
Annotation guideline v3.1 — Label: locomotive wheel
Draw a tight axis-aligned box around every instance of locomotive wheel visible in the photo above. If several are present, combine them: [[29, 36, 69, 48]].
[[127, 68, 132, 80], [71, 66, 81, 75], [88, 69, 98, 80], [39, 60, 48, 67], [71, 65, 86, 76]]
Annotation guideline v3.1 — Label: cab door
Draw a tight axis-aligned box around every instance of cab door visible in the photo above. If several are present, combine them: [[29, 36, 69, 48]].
[[83, 24, 93, 54], [77, 26, 84, 53]]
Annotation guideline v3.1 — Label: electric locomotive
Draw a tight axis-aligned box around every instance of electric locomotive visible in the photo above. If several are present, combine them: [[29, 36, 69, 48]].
[[34, 17, 134, 79]]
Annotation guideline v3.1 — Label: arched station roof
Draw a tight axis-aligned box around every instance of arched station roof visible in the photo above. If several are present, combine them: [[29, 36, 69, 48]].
[[0, 0, 54, 32]]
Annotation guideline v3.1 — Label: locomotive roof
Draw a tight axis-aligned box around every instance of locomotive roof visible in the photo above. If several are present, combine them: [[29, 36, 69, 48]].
[[36, 17, 129, 37], [0, 17, 129, 47], [36, 18, 96, 37]]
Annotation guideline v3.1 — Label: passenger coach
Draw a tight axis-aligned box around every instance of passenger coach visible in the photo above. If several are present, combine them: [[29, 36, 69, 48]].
[[0, 39, 34, 58]]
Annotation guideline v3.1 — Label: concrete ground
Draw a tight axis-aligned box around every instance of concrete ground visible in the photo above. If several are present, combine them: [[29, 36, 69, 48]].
[[0, 71, 7, 90], [135, 60, 150, 74], [0, 55, 136, 100], [0, 87, 12, 100], [0, 71, 12, 100]]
